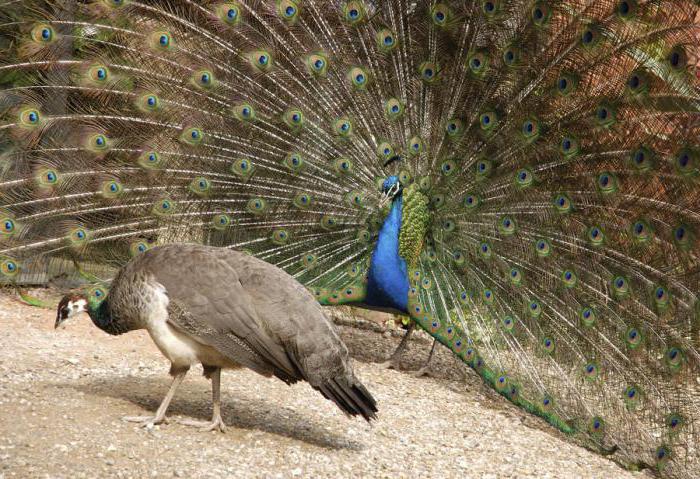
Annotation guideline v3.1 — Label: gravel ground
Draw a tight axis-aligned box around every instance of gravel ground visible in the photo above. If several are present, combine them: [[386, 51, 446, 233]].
[[0, 288, 651, 479]]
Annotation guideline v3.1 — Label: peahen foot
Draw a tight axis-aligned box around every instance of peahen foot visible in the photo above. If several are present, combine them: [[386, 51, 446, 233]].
[[176, 415, 226, 433], [122, 415, 170, 428], [123, 371, 186, 429], [177, 367, 226, 432]]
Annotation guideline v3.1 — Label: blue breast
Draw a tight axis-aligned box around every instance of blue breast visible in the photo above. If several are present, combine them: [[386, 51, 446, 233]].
[[365, 195, 409, 312]]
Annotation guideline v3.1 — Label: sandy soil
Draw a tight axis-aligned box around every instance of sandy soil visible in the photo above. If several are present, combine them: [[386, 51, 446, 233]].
[[0, 288, 650, 478]]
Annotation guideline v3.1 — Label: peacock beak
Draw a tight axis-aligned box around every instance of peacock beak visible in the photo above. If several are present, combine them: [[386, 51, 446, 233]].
[[378, 190, 392, 209], [378, 182, 401, 209]]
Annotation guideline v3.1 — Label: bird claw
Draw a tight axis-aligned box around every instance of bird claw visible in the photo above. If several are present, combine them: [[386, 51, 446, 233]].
[[377, 358, 401, 370], [176, 417, 227, 433], [121, 415, 169, 428], [410, 366, 433, 378]]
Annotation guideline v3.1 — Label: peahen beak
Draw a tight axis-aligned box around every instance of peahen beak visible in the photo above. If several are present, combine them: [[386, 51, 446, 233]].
[[55, 309, 68, 329]]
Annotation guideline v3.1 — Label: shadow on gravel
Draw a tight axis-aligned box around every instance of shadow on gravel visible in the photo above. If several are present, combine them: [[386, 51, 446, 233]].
[[52, 377, 365, 451]]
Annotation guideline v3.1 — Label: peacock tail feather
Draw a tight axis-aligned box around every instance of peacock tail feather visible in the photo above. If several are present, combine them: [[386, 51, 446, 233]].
[[1, 0, 699, 475]]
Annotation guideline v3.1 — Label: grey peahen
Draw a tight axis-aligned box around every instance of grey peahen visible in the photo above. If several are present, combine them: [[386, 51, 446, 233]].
[[1, 0, 699, 475], [54, 243, 378, 429]]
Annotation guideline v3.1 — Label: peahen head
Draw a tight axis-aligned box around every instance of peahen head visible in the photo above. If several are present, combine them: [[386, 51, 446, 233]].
[[55, 294, 88, 328], [55, 286, 107, 328], [379, 175, 402, 209]]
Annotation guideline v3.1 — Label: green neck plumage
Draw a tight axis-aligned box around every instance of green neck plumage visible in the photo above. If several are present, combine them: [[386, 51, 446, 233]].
[[85, 292, 125, 336], [398, 183, 430, 268]]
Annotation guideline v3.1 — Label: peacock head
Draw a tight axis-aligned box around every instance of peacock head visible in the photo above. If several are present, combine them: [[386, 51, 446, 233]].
[[55, 294, 88, 329], [379, 175, 402, 208]]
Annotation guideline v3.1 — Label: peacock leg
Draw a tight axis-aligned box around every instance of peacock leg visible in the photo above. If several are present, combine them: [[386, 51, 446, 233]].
[[122, 370, 187, 427], [177, 367, 226, 432], [411, 339, 437, 378], [378, 321, 415, 370]]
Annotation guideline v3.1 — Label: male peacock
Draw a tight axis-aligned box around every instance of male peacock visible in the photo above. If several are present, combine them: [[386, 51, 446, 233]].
[[54, 244, 377, 429], [1, 0, 699, 475]]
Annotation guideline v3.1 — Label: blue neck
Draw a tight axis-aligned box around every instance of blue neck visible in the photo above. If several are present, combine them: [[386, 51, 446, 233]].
[[365, 195, 409, 312]]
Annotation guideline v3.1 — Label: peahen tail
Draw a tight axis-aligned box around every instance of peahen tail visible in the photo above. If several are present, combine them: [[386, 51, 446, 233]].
[[1, 0, 699, 475]]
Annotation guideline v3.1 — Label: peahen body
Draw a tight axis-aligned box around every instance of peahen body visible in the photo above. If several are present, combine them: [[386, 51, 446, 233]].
[[55, 243, 378, 429], [1, 0, 699, 475]]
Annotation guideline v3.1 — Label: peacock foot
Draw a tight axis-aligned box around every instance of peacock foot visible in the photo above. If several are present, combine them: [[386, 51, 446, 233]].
[[121, 415, 169, 428], [410, 366, 434, 378], [377, 358, 402, 370], [176, 416, 227, 433]]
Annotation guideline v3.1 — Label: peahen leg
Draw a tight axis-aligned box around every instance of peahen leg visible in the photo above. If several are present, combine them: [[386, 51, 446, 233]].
[[378, 321, 415, 370], [177, 367, 226, 432], [123, 370, 187, 427], [411, 339, 438, 378]]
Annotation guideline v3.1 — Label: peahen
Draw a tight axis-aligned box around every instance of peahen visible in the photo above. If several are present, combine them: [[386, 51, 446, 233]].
[[1, 0, 699, 475], [54, 243, 378, 429]]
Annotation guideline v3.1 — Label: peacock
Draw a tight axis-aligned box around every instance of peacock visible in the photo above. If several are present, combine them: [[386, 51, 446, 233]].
[[1, 0, 699, 475]]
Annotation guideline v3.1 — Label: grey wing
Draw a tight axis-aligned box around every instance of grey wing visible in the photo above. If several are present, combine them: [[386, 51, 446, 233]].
[[138, 245, 303, 383], [217, 250, 352, 386], [165, 298, 277, 378]]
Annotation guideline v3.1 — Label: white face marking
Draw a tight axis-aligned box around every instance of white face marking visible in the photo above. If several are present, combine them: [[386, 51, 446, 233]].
[[378, 182, 401, 209], [66, 299, 88, 318]]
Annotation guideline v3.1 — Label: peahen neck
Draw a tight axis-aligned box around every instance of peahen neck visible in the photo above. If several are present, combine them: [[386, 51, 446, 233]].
[[86, 298, 124, 336], [365, 195, 410, 313]]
